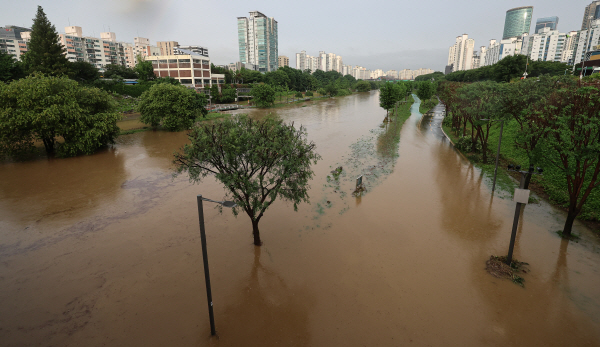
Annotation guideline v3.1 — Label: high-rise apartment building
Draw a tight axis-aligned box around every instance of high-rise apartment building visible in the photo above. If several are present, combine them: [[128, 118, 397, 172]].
[[237, 11, 278, 72], [0, 25, 30, 60], [503, 6, 533, 39], [278, 55, 289, 67], [561, 31, 579, 64], [573, 19, 600, 64], [483, 36, 526, 67], [535, 16, 558, 34], [448, 34, 475, 72], [581, 1, 600, 31], [385, 70, 398, 79], [157, 41, 179, 56], [522, 27, 567, 62], [296, 50, 306, 70], [133, 37, 160, 58], [58, 26, 131, 69]]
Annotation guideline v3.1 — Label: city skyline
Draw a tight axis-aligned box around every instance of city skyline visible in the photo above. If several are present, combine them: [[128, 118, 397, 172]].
[[2, 0, 585, 72]]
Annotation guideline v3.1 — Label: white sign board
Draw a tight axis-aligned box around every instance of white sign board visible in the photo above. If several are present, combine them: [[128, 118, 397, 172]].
[[514, 188, 530, 204]]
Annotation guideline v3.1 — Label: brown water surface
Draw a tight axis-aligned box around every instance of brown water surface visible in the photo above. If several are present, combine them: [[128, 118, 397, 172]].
[[1, 92, 599, 346]]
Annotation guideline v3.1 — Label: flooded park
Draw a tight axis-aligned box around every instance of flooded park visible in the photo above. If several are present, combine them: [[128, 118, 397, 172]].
[[1, 92, 599, 346]]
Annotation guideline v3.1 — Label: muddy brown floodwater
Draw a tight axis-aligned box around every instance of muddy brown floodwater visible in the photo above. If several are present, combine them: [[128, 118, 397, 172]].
[[1, 92, 599, 346]]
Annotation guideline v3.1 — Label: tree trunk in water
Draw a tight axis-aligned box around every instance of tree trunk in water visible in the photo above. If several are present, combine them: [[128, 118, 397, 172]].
[[252, 219, 262, 246], [562, 208, 578, 237], [42, 138, 55, 157]]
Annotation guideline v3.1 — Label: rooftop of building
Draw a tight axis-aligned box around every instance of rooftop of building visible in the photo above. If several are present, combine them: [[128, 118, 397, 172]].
[[507, 6, 533, 12]]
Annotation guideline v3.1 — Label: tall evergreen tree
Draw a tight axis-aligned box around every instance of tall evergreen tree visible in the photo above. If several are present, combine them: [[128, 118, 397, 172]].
[[21, 6, 70, 76]]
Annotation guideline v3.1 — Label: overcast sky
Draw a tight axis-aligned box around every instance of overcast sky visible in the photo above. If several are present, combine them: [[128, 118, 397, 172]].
[[2, 0, 589, 72]]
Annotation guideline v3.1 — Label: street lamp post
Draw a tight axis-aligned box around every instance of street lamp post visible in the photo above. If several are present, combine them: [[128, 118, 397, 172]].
[[481, 119, 504, 193], [505, 165, 543, 265], [196, 195, 237, 336]]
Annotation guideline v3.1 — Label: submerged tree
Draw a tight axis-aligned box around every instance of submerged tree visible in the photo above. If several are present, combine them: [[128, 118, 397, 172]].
[[138, 83, 207, 131], [174, 115, 321, 245], [0, 74, 120, 158], [529, 83, 600, 236], [379, 82, 396, 122]]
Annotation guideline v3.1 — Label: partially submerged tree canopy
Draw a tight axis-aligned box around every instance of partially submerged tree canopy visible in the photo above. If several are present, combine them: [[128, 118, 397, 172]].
[[0, 74, 121, 158], [138, 83, 208, 131], [174, 115, 321, 245]]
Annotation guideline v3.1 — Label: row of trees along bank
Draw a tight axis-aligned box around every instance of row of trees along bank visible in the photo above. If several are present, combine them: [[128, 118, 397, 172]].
[[437, 77, 600, 236]]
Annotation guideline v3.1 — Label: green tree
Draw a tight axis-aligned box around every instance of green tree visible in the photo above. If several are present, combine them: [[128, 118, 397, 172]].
[[220, 85, 237, 103], [457, 81, 501, 162], [21, 6, 70, 76], [210, 84, 220, 103], [134, 55, 155, 81], [250, 84, 276, 107], [325, 83, 338, 97], [0, 51, 25, 82], [138, 83, 207, 131], [103, 64, 138, 79], [512, 80, 600, 236], [0, 74, 120, 158], [379, 82, 396, 121], [355, 80, 371, 92], [69, 61, 100, 82], [174, 115, 321, 245], [416, 81, 434, 101]]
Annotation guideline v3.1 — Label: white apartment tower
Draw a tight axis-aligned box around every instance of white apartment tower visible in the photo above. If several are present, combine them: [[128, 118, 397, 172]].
[[522, 27, 568, 62], [449, 34, 475, 72], [296, 50, 307, 70]]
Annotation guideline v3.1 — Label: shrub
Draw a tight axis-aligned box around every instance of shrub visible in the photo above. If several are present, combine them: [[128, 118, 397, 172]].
[[305, 91, 313, 96]]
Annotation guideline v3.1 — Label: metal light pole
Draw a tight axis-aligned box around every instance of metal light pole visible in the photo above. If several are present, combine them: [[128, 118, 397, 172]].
[[505, 165, 542, 265], [481, 119, 505, 193], [196, 195, 236, 336]]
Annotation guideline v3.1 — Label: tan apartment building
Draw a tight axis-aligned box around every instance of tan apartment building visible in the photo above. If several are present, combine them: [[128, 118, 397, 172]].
[[278, 55, 289, 67], [157, 41, 179, 56], [147, 48, 224, 89]]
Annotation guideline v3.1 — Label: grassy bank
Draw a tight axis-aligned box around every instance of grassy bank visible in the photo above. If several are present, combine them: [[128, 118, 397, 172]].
[[443, 119, 600, 231]]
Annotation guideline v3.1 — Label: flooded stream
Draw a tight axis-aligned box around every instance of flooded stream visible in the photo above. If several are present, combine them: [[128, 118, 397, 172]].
[[1, 92, 599, 346]]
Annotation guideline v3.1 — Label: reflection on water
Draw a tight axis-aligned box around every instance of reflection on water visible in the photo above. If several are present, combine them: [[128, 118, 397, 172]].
[[213, 247, 314, 346]]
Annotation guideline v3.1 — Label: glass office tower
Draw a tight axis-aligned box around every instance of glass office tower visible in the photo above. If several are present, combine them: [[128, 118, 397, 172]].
[[503, 6, 533, 39], [535, 16, 559, 34]]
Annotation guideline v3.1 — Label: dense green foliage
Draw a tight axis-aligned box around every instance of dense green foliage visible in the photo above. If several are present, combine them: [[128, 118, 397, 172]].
[[70, 61, 100, 82], [138, 83, 208, 131], [0, 74, 120, 158], [174, 115, 321, 245], [439, 77, 600, 235], [356, 80, 372, 92], [445, 55, 569, 83], [103, 64, 138, 79], [0, 51, 25, 82], [21, 6, 70, 77], [250, 84, 276, 107], [416, 81, 435, 101], [134, 56, 155, 82], [414, 71, 445, 82]]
